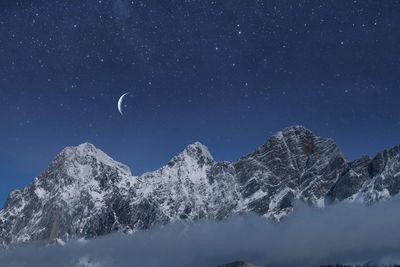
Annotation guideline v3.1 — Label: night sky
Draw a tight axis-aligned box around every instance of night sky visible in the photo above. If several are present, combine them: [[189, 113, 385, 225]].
[[1, 0, 400, 204]]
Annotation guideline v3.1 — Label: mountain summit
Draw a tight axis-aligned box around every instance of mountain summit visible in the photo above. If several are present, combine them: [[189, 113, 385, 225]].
[[1, 126, 399, 245]]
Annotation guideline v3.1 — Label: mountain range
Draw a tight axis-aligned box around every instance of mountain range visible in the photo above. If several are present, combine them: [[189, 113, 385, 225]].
[[1, 125, 399, 246]]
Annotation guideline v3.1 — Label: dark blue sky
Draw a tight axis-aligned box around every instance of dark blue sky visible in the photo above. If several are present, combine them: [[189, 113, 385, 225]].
[[1, 0, 400, 204]]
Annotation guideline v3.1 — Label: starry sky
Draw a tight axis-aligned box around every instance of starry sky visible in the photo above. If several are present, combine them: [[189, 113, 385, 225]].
[[1, 0, 400, 204]]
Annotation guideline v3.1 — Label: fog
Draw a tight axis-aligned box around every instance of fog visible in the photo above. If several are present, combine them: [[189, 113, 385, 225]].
[[2, 199, 400, 267]]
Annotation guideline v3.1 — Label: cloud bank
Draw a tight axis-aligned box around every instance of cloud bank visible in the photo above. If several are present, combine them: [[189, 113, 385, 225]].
[[2, 199, 400, 267]]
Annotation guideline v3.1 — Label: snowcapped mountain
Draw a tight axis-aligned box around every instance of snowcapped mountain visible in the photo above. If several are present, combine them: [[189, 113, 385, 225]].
[[0, 143, 134, 244], [1, 126, 399, 245], [327, 144, 400, 204]]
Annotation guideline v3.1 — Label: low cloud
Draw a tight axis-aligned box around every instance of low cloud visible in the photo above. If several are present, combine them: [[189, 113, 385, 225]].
[[2, 199, 400, 267]]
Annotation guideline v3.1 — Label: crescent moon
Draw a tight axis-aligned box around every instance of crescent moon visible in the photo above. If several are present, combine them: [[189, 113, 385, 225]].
[[118, 92, 129, 115]]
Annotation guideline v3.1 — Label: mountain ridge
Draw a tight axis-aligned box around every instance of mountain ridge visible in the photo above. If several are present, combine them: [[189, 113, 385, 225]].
[[1, 125, 399, 246]]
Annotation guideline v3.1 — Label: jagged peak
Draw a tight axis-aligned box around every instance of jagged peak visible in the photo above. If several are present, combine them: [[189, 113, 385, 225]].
[[57, 142, 131, 175], [277, 125, 314, 138], [61, 142, 96, 153], [166, 141, 214, 169], [76, 142, 97, 151], [260, 125, 317, 151], [183, 141, 213, 161], [61, 142, 106, 160], [245, 125, 342, 163]]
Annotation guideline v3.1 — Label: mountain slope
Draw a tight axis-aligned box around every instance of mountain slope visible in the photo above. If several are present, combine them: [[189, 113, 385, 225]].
[[327, 145, 400, 203], [0, 126, 399, 245], [0, 143, 134, 244], [234, 126, 346, 220]]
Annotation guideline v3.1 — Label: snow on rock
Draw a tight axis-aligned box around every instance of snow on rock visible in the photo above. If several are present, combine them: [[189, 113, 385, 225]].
[[1, 127, 400, 245]]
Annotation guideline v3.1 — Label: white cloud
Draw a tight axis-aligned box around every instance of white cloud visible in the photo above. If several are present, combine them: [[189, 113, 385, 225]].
[[2, 199, 400, 267]]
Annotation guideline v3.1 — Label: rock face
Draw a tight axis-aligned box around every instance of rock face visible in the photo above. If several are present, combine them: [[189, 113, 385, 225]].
[[234, 126, 346, 220], [0, 126, 399, 245], [327, 145, 400, 204]]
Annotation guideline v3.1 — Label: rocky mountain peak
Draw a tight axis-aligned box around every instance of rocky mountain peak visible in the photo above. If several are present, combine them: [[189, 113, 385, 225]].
[[55, 142, 131, 177], [235, 126, 346, 214], [370, 145, 400, 177], [167, 141, 214, 168], [274, 125, 316, 155], [183, 141, 213, 160], [251, 125, 336, 167], [26, 142, 132, 201], [280, 124, 313, 135], [60, 142, 96, 156], [0, 143, 136, 245]]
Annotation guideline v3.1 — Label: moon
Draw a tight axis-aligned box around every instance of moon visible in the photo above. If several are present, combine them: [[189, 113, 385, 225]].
[[118, 92, 129, 115]]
